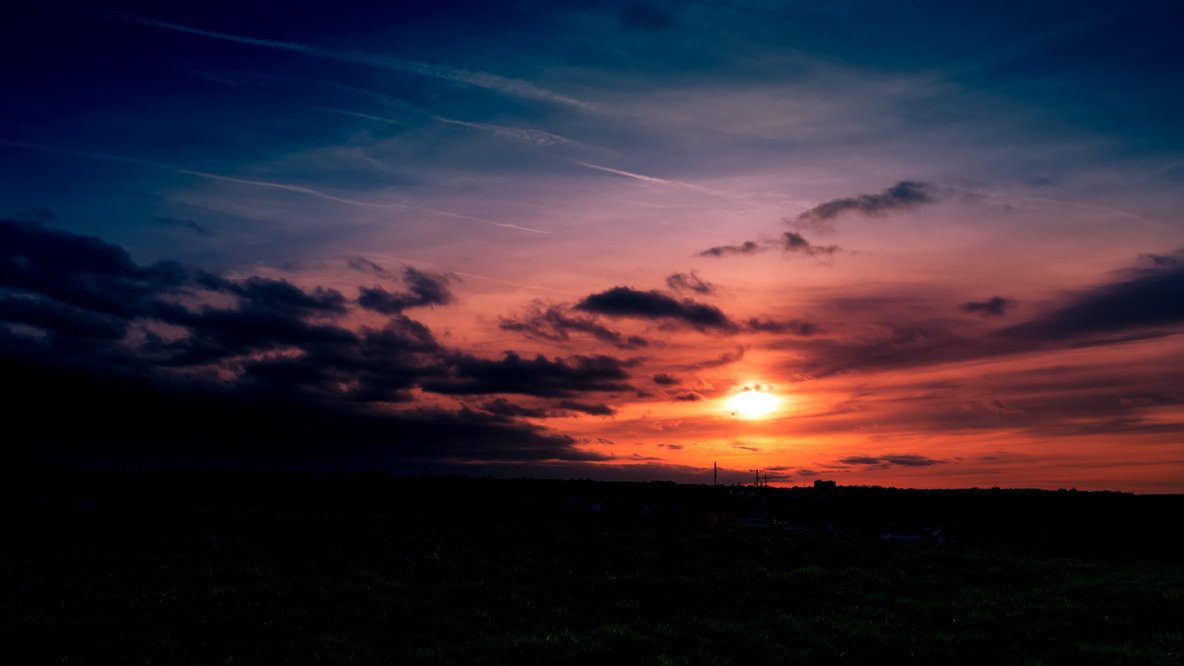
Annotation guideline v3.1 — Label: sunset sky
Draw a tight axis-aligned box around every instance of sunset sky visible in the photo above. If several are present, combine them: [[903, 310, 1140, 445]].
[[3, 1, 1183, 492]]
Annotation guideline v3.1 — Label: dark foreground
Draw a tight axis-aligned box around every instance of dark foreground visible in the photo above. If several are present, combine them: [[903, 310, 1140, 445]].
[[5, 468, 1184, 665]]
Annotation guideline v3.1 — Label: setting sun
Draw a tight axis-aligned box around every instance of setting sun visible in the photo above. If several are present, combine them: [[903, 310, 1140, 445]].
[[726, 388, 780, 419]]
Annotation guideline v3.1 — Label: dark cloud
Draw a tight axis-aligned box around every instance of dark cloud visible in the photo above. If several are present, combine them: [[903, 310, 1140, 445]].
[[684, 346, 746, 369], [781, 232, 841, 257], [478, 398, 549, 419], [1138, 253, 1179, 268], [499, 302, 648, 349], [346, 256, 395, 278], [665, 271, 714, 294], [423, 351, 635, 397], [236, 276, 348, 316], [357, 267, 455, 314], [671, 392, 703, 402], [999, 255, 1184, 339], [961, 296, 1016, 316], [837, 454, 945, 468], [575, 286, 738, 332], [0, 218, 185, 318], [652, 373, 681, 385], [790, 254, 1184, 378], [0, 219, 627, 471], [155, 216, 214, 237], [228, 316, 440, 403], [557, 400, 616, 416], [3, 355, 604, 469], [697, 234, 838, 262], [746, 317, 819, 336], [697, 241, 763, 258], [793, 181, 936, 231], [0, 294, 127, 341]]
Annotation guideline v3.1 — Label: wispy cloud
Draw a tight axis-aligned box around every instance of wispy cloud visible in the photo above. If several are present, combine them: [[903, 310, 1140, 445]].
[[108, 13, 594, 110], [174, 168, 406, 208], [1, 138, 546, 233], [696, 241, 764, 258], [155, 216, 215, 237], [0, 137, 402, 208]]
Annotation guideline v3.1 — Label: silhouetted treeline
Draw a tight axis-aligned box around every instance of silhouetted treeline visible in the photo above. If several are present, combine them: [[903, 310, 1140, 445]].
[[7, 461, 1183, 561]]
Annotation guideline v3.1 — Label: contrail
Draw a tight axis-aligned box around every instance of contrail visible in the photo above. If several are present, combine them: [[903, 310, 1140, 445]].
[[410, 205, 550, 235], [573, 160, 752, 203], [431, 116, 578, 148], [0, 137, 548, 232], [107, 13, 594, 110], [318, 107, 408, 126], [321, 105, 583, 150], [174, 169, 404, 208], [573, 160, 671, 184], [0, 137, 402, 208]]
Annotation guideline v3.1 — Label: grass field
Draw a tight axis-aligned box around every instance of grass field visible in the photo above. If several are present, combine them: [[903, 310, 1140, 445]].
[[5, 498, 1184, 665]]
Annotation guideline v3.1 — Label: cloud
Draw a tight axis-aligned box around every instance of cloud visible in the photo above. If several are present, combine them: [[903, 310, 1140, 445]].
[[154, 216, 214, 236], [346, 256, 395, 279], [697, 241, 764, 258], [0, 294, 127, 340], [235, 276, 349, 316], [836, 454, 945, 468], [0, 219, 629, 469], [0, 138, 407, 210], [683, 346, 746, 369], [557, 400, 616, 416], [499, 302, 648, 349], [999, 254, 1184, 339], [112, 13, 593, 109], [1138, 253, 1179, 268], [961, 296, 1016, 316], [357, 267, 455, 314], [792, 181, 936, 232], [5, 356, 604, 468], [575, 286, 738, 332], [746, 318, 820, 336], [478, 398, 549, 418], [788, 253, 1184, 378], [697, 234, 838, 261], [423, 351, 635, 397], [432, 115, 580, 147], [574, 160, 674, 184], [652, 373, 681, 385], [781, 232, 841, 257], [671, 392, 703, 402], [665, 271, 714, 294]]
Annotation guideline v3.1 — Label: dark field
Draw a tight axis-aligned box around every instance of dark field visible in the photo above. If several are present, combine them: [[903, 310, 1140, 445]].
[[5, 470, 1184, 665]]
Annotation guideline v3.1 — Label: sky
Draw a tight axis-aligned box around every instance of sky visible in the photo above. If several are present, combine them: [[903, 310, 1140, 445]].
[[2, 0, 1183, 492]]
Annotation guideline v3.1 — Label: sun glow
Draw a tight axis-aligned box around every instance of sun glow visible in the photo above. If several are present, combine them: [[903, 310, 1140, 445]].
[[726, 387, 779, 419]]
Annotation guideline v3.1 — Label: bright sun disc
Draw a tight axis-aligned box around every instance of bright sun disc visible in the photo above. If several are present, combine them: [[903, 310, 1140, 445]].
[[727, 390, 779, 418]]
